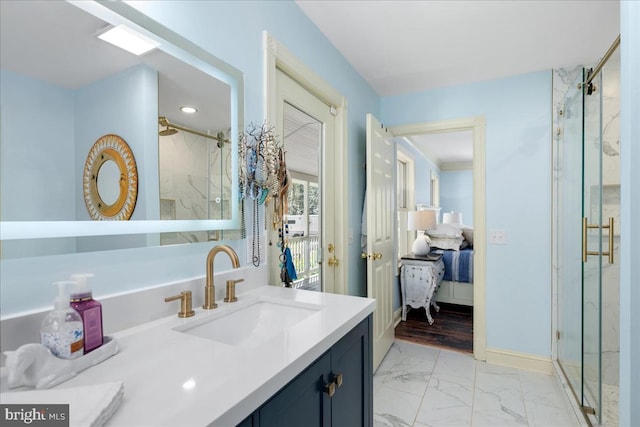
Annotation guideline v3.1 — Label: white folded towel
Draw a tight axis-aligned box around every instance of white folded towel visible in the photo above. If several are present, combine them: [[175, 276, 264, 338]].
[[0, 381, 124, 427], [3, 336, 119, 389]]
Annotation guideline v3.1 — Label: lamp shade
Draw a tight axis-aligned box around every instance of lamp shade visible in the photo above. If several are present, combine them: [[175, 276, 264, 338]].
[[442, 211, 462, 225], [407, 210, 436, 231]]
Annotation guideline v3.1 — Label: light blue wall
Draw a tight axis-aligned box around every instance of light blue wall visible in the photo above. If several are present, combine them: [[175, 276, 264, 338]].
[[619, 2, 640, 425], [440, 169, 473, 227], [382, 71, 553, 357], [0, 70, 77, 257], [1, 71, 76, 221]]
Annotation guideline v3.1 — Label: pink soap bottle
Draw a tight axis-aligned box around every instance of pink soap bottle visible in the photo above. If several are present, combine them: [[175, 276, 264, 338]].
[[70, 273, 103, 353]]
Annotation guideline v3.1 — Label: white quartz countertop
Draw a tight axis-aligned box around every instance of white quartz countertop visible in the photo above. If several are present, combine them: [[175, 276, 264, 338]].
[[45, 286, 375, 426]]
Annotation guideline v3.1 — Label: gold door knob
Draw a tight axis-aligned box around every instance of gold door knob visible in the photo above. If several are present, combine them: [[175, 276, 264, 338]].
[[328, 257, 340, 267], [373, 253, 382, 260], [328, 243, 335, 253], [361, 252, 369, 259]]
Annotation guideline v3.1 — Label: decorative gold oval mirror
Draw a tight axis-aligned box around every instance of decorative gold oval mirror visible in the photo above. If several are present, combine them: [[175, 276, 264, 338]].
[[83, 134, 138, 220]]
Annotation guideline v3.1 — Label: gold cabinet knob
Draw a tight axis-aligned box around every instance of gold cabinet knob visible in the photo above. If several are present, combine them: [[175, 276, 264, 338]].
[[164, 290, 195, 318], [334, 372, 343, 388], [325, 380, 336, 397]]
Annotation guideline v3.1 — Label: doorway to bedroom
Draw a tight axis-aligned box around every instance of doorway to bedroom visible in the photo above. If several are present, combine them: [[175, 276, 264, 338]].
[[391, 117, 486, 360]]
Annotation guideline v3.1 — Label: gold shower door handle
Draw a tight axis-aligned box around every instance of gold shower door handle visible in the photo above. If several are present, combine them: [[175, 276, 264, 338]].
[[582, 217, 614, 264]]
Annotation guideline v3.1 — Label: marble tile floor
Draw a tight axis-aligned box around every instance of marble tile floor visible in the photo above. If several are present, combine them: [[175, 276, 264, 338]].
[[373, 340, 581, 427]]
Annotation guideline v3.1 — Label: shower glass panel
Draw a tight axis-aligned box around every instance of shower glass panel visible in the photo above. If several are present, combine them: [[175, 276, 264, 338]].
[[556, 42, 620, 426], [557, 70, 585, 403], [597, 46, 621, 426], [582, 69, 603, 419]]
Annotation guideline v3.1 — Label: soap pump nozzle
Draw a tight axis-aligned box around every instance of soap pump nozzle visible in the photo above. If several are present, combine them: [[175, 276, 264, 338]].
[[70, 273, 95, 294], [52, 280, 76, 311]]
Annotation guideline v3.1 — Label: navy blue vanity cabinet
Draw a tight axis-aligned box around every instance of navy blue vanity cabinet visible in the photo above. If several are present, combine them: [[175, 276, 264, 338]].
[[239, 315, 372, 427]]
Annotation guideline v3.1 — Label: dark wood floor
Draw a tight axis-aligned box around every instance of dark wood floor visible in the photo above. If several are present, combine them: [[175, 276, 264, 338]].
[[395, 303, 473, 354]]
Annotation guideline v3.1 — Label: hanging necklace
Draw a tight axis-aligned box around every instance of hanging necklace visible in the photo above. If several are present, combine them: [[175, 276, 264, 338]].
[[252, 199, 260, 266]]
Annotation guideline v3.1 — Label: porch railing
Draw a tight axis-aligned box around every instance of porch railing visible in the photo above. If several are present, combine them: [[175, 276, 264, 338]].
[[286, 235, 320, 291]]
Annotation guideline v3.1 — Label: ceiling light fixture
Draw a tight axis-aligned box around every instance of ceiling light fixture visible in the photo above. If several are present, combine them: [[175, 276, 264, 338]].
[[180, 106, 197, 114], [98, 24, 160, 56]]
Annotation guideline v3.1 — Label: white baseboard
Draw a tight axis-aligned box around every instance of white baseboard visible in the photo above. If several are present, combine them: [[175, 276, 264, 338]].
[[486, 347, 553, 375]]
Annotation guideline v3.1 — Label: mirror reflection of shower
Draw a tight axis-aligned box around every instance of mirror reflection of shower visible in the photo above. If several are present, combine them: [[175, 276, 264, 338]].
[[158, 115, 234, 245], [158, 116, 228, 147]]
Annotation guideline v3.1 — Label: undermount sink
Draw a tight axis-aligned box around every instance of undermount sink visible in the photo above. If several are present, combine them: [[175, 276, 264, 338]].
[[174, 299, 321, 346]]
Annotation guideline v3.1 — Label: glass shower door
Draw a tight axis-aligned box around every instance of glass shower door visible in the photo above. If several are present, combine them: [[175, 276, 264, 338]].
[[582, 70, 603, 420], [557, 42, 620, 426], [557, 70, 585, 403]]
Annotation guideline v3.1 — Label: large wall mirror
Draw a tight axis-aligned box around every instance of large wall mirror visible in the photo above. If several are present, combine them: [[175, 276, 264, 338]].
[[0, 1, 243, 256]]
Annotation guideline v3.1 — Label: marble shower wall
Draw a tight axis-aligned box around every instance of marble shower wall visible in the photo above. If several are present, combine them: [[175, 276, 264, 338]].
[[158, 128, 232, 245]]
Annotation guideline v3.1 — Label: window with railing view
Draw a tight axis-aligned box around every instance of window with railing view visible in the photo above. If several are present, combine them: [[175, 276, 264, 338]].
[[286, 176, 320, 291]]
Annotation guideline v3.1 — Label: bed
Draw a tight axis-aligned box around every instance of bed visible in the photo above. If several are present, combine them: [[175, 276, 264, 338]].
[[426, 224, 474, 306], [434, 248, 474, 306]]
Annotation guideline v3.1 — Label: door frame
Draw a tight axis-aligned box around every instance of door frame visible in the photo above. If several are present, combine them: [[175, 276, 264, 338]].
[[264, 32, 349, 294], [389, 116, 487, 361]]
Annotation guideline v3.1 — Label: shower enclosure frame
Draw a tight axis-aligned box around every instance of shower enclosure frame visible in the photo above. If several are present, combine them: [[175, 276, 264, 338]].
[[553, 36, 621, 426]]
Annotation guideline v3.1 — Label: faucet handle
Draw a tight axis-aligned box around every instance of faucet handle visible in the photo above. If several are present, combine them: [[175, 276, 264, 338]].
[[165, 290, 195, 318], [224, 278, 244, 303]]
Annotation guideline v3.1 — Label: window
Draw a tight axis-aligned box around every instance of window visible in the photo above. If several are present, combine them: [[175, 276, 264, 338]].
[[285, 174, 320, 290], [396, 150, 415, 259]]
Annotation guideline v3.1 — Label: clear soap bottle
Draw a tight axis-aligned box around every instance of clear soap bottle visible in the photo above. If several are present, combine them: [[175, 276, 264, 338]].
[[70, 273, 103, 353], [41, 281, 84, 359]]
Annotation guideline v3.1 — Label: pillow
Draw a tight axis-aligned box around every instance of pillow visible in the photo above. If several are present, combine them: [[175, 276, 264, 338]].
[[426, 223, 463, 239], [429, 236, 464, 251], [462, 227, 474, 247]]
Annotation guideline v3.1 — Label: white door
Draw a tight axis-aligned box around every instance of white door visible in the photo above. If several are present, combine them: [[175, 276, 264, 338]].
[[366, 113, 396, 370], [270, 70, 338, 293]]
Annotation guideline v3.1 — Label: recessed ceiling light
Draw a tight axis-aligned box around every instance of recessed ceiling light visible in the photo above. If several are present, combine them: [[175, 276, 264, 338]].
[[180, 106, 198, 114], [98, 24, 160, 56]]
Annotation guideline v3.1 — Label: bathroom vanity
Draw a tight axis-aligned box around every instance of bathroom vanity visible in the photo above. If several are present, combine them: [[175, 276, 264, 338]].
[[37, 286, 375, 426], [239, 315, 371, 427]]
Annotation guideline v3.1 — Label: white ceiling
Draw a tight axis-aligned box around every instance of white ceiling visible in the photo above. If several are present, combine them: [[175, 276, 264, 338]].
[[296, 0, 620, 165], [405, 130, 474, 167], [296, 0, 620, 96]]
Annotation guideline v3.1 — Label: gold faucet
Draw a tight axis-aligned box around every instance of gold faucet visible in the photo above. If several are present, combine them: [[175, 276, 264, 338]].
[[203, 245, 240, 309]]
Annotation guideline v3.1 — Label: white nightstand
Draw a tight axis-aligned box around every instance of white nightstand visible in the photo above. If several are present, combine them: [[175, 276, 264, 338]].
[[399, 253, 445, 325]]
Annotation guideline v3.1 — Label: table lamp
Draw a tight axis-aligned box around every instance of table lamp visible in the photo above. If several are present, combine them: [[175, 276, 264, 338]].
[[408, 210, 436, 255], [442, 211, 462, 225]]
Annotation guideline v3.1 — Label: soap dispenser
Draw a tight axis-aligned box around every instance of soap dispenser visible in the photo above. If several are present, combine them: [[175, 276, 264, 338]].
[[41, 281, 84, 359], [70, 273, 103, 353]]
